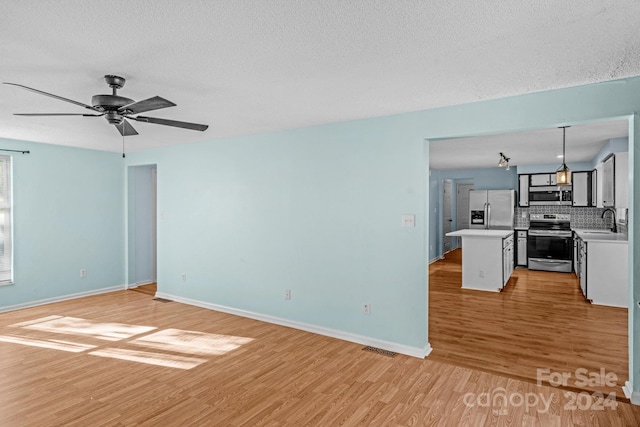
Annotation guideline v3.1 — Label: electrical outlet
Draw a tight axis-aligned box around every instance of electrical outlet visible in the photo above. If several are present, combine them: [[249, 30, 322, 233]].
[[181, 273, 187, 282], [479, 269, 485, 278], [80, 269, 87, 278], [284, 289, 291, 300], [363, 303, 371, 315]]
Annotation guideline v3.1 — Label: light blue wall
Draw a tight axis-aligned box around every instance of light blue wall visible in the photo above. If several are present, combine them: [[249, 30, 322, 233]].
[[126, 119, 428, 351], [592, 137, 629, 167], [0, 138, 125, 309], [517, 161, 594, 174], [127, 75, 640, 391], [438, 167, 518, 191]]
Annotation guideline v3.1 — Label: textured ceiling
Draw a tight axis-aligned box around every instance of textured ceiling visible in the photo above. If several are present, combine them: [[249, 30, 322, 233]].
[[1, 1, 640, 156]]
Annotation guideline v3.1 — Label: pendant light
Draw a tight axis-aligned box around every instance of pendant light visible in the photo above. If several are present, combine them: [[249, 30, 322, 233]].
[[556, 126, 571, 185]]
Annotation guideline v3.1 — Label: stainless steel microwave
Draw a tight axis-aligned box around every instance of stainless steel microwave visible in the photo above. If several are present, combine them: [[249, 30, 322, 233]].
[[528, 186, 572, 205]]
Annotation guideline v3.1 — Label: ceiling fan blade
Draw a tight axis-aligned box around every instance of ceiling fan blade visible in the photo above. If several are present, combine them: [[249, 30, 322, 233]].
[[14, 113, 104, 117], [3, 82, 101, 112], [119, 96, 176, 115], [129, 115, 208, 131], [116, 119, 139, 136]]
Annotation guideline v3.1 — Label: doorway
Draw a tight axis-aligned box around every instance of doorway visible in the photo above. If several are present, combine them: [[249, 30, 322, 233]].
[[127, 164, 158, 288], [455, 183, 474, 248], [442, 180, 453, 253], [426, 116, 633, 399]]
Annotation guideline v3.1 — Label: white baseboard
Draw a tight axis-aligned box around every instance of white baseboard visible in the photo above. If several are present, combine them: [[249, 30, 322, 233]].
[[623, 381, 640, 405], [0, 285, 127, 313], [156, 292, 431, 359], [428, 256, 444, 264]]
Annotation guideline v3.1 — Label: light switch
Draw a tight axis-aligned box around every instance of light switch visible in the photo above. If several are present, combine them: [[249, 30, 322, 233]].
[[402, 214, 416, 228]]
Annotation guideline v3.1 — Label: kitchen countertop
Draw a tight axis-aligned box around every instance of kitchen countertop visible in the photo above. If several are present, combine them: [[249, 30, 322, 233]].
[[573, 229, 628, 243], [446, 229, 514, 238]]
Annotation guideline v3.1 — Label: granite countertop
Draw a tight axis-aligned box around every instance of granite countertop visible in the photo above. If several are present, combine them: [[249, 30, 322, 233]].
[[446, 229, 514, 238], [573, 229, 628, 243]]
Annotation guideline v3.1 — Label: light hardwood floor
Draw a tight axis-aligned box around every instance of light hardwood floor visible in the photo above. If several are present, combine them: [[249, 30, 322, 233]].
[[429, 249, 629, 398], [130, 282, 157, 296], [1, 286, 639, 425]]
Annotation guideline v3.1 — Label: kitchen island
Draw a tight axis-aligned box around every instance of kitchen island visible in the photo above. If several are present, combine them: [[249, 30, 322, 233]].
[[446, 229, 515, 292]]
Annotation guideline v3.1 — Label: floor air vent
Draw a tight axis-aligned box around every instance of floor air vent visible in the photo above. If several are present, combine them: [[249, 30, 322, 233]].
[[362, 346, 397, 357], [153, 297, 173, 303]]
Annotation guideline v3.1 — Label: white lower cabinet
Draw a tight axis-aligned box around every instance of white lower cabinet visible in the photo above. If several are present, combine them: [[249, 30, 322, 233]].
[[585, 242, 628, 307], [579, 242, 587, 297], [574, 236, 628, 307], [502, 234, 514, 287]]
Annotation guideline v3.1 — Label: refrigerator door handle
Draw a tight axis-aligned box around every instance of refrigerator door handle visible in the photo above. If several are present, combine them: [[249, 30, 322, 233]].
[[486, 203, 491, 229]]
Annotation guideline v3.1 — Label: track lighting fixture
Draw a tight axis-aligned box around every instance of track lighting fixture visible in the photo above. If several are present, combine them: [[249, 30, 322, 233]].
[[498, 152, 510, 170]]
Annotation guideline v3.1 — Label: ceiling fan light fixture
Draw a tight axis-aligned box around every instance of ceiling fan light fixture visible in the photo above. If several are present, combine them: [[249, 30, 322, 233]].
[[556, 126, 571, 185]]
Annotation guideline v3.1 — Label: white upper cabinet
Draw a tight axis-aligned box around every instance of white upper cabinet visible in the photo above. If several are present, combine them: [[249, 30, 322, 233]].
[[572, 171, 591, 207], [530, 173, 556, 186], [518, 175, 529, 207], [602, 156, 615, 207], [591, 169, 597, 207], [615, 152, 629, 209], [601, 153, 629, 209], [595, 163, 604, 208]]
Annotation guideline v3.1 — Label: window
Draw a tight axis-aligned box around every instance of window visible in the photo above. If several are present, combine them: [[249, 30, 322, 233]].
[[0, 156, 12, 284]]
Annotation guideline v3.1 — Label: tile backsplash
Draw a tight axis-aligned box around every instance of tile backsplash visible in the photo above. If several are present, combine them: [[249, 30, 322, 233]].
[[514, 205, 625, 231]]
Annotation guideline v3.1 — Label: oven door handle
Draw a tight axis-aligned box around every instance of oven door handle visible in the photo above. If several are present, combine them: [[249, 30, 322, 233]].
[[528, 232, 572, 237], [528, 258, 572, 264]]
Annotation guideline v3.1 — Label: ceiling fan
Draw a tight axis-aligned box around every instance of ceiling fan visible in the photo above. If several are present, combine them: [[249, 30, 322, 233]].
[[3, 74, 208, 136]]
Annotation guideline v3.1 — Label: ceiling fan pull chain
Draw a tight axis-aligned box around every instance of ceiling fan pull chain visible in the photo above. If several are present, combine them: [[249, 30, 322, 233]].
[[122, 124, 126, 158]]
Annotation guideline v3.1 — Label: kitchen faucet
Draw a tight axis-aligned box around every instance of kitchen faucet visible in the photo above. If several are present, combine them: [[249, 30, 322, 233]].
[[601, 208, 617, 233]]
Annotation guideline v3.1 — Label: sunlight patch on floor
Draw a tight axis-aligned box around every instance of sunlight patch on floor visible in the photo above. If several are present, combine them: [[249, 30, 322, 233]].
[[1, 315, 253, 369], [130, 328, 253, 356], [89, 348, 207, 370], [14, 316, 156, 341], [0, 334, 96, 352]]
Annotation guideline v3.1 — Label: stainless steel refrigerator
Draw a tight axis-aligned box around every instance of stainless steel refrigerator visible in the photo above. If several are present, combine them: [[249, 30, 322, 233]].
[[469, 190, 515, 230]]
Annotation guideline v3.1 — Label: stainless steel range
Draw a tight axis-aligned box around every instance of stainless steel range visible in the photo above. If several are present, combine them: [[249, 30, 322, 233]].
[[527, 213, 573, 273]]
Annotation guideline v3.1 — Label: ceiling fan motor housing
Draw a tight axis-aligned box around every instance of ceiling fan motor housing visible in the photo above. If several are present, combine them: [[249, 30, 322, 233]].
[[91, 93, 135, 125], [104, 75, 126, 90]]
